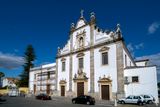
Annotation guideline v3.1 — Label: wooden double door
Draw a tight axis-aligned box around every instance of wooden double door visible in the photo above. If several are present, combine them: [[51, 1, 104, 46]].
[[101, 85, 110, 100], [77, 82, 84, 97], [61, 86, 65, 96]]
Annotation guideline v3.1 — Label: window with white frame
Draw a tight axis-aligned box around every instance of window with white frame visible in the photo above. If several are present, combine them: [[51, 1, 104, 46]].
[[132, 76, 139, 83], [62, 61, 65, 71], [79, 57, 83, 69], [102, 52, 108, 65]]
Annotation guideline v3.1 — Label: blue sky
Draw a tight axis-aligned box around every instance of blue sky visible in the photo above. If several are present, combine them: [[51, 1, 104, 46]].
[[0, 0, 160, 81]]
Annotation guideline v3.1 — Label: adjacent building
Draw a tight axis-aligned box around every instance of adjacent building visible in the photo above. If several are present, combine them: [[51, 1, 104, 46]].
[[2, 77, 18, 88], [29, 63, 56, 95]]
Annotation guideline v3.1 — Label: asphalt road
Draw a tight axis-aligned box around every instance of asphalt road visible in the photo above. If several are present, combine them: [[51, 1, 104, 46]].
[[0, 96, 159, 107]]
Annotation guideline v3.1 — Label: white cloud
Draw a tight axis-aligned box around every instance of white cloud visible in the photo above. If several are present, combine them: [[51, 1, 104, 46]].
[[135, 43, 144, 49], [127, 43, 134, 57], [127, 43, 144, 57], [127, 43, 134, 52], [136, 53, 160, 81], [0, 52, 25, 69], [148, 22, 160, 34]]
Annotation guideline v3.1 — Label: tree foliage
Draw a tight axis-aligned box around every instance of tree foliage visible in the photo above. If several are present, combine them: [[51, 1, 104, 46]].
[[0, 72, 5, 87], [18, 45, 36, 87], [0, 72, 5, 78]]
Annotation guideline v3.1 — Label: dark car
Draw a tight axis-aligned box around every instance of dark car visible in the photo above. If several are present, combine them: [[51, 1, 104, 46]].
[[0, 97, 6, 102], [35, 94, 51, 100], [72, 95, 95, 105]]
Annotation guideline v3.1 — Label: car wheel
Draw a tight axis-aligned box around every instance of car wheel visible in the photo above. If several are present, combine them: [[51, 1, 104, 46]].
[[138, 102, 143, 106], [86, 101, 90, 105], [72, 100, 76, 104], [148, 100, 152, 104], [121, 101, 125, 104]]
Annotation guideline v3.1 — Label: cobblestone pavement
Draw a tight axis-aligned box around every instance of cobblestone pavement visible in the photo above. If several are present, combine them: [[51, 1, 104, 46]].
[[0, 96, 159, 107]]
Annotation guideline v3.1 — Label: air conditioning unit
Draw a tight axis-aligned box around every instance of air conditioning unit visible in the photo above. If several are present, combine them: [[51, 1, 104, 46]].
[[124, 76, 132, 85]]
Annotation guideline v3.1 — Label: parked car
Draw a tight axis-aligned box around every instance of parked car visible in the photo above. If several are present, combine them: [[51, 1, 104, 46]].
[[0, 97, 6, 102], [141, 95, 155, 104], [117, 95, 145, 106], [35, 94, 51, 100], [72, 95, 95, 105]]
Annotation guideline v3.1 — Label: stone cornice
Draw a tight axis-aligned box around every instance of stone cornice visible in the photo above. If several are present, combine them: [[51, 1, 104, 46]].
[[56, 38, 123, 59]]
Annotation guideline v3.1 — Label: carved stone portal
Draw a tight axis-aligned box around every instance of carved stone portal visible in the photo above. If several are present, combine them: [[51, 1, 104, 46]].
[[73, 69, 88, 81], [73, 69, 88, 97]]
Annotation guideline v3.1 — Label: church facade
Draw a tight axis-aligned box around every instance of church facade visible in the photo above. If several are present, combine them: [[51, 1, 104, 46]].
[[54, 11, 158, 103]]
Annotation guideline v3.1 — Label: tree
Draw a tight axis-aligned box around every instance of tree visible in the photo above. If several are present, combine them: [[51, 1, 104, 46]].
[[0, 72, 5, 87], [19, 45, 36, 87]]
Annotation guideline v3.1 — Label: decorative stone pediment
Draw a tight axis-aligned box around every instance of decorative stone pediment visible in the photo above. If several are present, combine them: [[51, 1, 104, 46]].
[[98, 75, 112, 83], [73, 69, 88, 81], [59, 79, 67, 84], [99, 46, 110, 52], [61, 57, 66, 61], [76, 53, 85, 57]]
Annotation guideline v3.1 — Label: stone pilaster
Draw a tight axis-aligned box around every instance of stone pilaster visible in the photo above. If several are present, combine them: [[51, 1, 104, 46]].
[[90, 49, 94, 93], [55, 59, 58, 91], [116, 41, 125, 99], [69, 28, 73, 92], [89, 13, 96, 94], [69, 56, 72, 91]]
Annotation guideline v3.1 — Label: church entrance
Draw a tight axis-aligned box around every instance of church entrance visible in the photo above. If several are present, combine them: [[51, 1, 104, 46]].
[[61, 86, 65, 96], [73, 68, 88, 97], [59, 80, 66, 97], [77, 82, 84, 96], [98, 75, 112, 100], [101, 85, 109, 100]]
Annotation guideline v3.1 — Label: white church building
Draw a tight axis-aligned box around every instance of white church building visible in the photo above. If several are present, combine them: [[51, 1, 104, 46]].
[[29, 11, 158, 103], [54, 11, 158, 102]]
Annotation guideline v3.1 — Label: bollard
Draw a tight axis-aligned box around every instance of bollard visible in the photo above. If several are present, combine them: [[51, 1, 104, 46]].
[[114, 99, 117, 107]]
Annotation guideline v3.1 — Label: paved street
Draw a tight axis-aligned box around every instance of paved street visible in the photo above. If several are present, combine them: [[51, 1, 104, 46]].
[[0, 96, 159, 107]]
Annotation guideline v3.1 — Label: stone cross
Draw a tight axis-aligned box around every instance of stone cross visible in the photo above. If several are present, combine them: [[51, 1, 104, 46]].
[[80, 10, 84, 18]]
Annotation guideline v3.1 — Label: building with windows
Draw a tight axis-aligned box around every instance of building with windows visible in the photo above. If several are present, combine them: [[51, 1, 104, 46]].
[[2, 77, 18, 88], [29, 63, 56, 95], [53, 11, 158, 103]]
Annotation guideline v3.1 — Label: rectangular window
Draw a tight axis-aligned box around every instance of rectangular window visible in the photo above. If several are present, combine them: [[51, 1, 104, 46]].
[[102, 52, 108, 65], [47, 72, 50, 79], [132, 76, 139, 83], [79, 58, 83, 69], [34, 74, 36, 79], [62, 61, 65, 71], [125, 55, 127, 67]]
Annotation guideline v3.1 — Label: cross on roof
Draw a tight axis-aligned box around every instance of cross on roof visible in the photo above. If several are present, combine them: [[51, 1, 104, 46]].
[[80, 10, 84, 18]]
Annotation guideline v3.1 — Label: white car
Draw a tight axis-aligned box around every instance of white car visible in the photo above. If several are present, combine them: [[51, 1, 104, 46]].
[[141, 95, 155, 104], [118, 95, 145, 106]]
